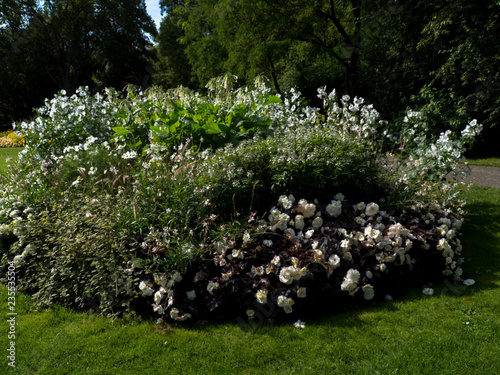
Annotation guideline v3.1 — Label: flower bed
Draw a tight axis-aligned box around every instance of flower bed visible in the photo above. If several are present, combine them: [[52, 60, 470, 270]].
[[139, 194, 465, 323], [0, 75, 481, 321]]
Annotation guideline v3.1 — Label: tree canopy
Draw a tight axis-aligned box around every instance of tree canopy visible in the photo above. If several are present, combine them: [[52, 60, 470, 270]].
[[0, 0, 156, 126]]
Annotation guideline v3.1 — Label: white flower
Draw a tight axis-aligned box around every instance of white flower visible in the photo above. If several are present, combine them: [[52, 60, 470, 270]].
[[274, 212, 290, 231], [246, 309, 255, 317], [256, 289, 268, 304], [153, 304, 165, 314], [346, 268, 360, 283], [312, 216, 323, 230], [365, 202, 379, 217], [186, 290, 196, 300], [422, 287, 434, 296], [25, 243, 36, 254], [302, 203, 316, 218], [326, 200, 342, 217], [268, 207, 280, 224], [294, 320, 306, 328], [279, 268, 293, 285], [271, 255, 281, 266], [362, 284, 375, 300], [340, 239, 351, 250], [122, 150, 137, 159], [263, 239, 273, 247], [305, 229, 315, 239], [9, 210, 20, 218], [172, 272, 183, 283], [341, 279, 357, 293], [207, 281, 219, 294], [277, 295, 286, 307], [366, 270, 373, 279], [297, 200, 316, 218], [170, 308, 179, 319], [297, 287, 307, 298], [154, 291, 163, 304], [341, 268, 360, 294], [354, 216, 366, 225], [139, 281, 148, 291], [356, 202, 366, 211], [284, 228, 296, 241], [328, 254, 341, 269], [243, 232, 251, 242], [294, 215, 305, 231], [463, 279, 475, 286], [13, 255, 24, 264], [277, 296, 295, 313], [278, 194, 295, 209], [231, 249, 243, 259]]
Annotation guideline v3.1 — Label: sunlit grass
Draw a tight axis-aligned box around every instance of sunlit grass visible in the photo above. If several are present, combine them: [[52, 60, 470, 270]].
[[1, 184, 498, 374], [467, 157, 500, 168]]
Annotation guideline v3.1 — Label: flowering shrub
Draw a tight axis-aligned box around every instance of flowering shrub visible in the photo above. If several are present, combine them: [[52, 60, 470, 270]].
[[0, 195, 140, 315], [15, 87, 119, 161], [0, 76, 481, 321], [137, 193, 467, 321], [0, 130, 25, 147]]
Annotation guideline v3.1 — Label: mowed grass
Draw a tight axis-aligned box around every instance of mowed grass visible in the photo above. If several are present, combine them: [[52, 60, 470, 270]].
[[0, 161, 499, 374], [467, 157, 500, 168]]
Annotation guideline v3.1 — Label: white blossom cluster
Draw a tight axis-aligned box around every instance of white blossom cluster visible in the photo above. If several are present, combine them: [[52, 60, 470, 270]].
[[15, 87, 118, 161], [138, 191, 466, 321]]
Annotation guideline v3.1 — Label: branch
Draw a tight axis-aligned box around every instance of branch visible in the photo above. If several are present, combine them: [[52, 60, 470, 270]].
[[316, 0, 349, 40]]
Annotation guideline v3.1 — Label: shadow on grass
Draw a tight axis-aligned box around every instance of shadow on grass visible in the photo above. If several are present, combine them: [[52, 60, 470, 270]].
[[460, 185, 500, 287]]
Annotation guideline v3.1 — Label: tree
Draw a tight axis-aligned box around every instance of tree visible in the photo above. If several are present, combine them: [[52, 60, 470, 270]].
[[359, 0, 499, 155], [0, 0, 157, 126], [158, 0, 364, 97]]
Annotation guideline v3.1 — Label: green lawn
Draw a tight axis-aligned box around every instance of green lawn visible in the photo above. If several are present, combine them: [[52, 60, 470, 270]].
[[467, 157, 500, 168], [1, 154, 499, 374]]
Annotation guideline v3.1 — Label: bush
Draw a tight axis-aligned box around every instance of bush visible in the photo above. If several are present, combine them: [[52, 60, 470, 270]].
[[0, 130, 25, 147], [137, 194, 466, 322], [2, 195, 145, 316], [0, 77, 481, 321]]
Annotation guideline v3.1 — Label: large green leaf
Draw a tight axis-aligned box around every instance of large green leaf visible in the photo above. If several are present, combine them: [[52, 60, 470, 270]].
[[112, 127, 132, 136]]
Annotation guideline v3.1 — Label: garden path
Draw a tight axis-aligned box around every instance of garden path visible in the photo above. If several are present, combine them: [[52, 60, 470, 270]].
[[464, 165, 500, 189]]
